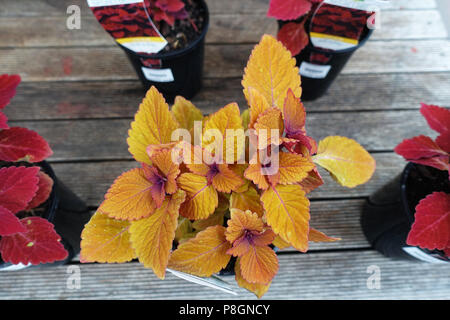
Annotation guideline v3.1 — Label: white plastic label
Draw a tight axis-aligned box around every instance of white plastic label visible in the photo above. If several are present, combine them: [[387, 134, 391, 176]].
[[118, 37, 168, 55], [141, 67, 175, 82], [87, 0, 143, 7], [0, 263, 31, 271], [323, 0, 389, 11], [402, 247, 449, 264], [299, 62, 331, 79]]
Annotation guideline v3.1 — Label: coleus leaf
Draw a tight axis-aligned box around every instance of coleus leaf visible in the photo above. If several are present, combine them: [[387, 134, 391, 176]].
[[203, 103, 244, 162], [420, 104, 450, 152], [254, 107, 284, 148], [298, 168, 324, 193], [239, 245, 279, 285], [0, 111, 8, 129], [0, 74, 21, 109], [178, 173, 218, 220], [242, 35, 301, 109], [0, 127, 53, 163], [129, 190, 185, 279], [309, 228, 340, 242], [277, 21, 309, 56], [267, 0, 312, 21], [171, 96, 203, 131], [98, 168, 156, 221], [127, 86, 179, 164], [0, 217, 68, 265], [267, 151, 316, 186], [313, 136, 376, 188], [261, 184, 310, 252], [154, 0, 185, 13], [0, 205, 26, 236], [406, 192, 450, 251], [230, 185, 264, 218], [394, 135, 449, 172], [168, 225, 232, 277], [247, 87, 271, 130], [0, 166, 40, 214], [25, 171, 53, 211], [420, 104, 450, 136], [235, 258, 271, 298], [80, 211, 136, 263]]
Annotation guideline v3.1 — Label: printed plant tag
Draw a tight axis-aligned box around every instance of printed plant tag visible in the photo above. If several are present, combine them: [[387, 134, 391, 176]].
[[299, 61, 331, 79], [141, 67, 174, 82], [87, 0, 168, 54], [309, 0, 376, 51]]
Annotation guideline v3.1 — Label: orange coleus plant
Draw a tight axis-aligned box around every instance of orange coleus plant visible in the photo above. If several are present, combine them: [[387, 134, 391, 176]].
[[80, 35, 376, 297]]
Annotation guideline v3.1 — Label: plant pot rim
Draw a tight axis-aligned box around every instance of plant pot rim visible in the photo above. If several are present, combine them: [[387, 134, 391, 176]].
[[0, 161, 59, 269], [119, 0, 210, 60]]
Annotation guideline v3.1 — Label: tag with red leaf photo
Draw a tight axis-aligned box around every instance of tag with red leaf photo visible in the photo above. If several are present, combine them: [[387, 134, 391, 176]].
[[87, 0, 168, 54]]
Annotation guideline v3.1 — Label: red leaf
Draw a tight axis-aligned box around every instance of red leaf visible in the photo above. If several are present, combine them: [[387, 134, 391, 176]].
[[407, 192, 450, 251], [0, 217, 68, 265], [0, 74, 21, 110], [420, 104, 450, 136], [409, 155, 449, 173], [0, 127, 53, 163], [0, 205, 26, 236], [268, 0, 312, 21], [395, 135, 447, 161], [154, 0, 185, 13], [0, 111, 8, 129], [25, 171, 54, 211], [0, 166, 40, 214], [277, 22, 309, 56], [436, 133, 450, 153]]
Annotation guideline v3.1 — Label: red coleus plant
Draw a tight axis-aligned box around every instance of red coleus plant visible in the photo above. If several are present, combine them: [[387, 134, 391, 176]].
[[147, 0, 188, 27], [0, 74, 68, 266], [267, 0, 324, 56], [394, 104, 450, 257]]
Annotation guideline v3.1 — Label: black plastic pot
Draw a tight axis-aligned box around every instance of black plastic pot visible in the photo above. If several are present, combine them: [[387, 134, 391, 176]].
[[119, 0, 209, 102], [0, 161, 92, 271], [361, 163, 449, 263], [278, 19, 373, 101]]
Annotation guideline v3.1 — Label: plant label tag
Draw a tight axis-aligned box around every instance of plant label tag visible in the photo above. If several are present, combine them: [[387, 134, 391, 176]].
[[141, 67, 174, 82], [309, 0, 377, 51], [402, 247, 449, 264], [87, 0, 168, 54], [167, 269, 237, 295], [299, 62, 331, 79]]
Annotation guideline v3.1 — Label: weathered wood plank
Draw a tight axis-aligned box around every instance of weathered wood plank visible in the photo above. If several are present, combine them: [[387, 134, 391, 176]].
[[0, 0, 437, 17], [51, 153, 404, 206], [0, 10, 446, 48], [4, 73, 449, 121], [8, 110, 435, 161], [1, 250, 448, 299], [2, 40, 449, 82]]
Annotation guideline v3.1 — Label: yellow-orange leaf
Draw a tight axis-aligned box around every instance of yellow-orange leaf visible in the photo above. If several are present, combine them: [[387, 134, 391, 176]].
[[309, 228, 341, 242], [203, 103, 244, 162], [239, 245, 279, 284], [171, 96, 203, 131], [247, 87, 270, 129], [244, 161, 270, 190], [175, 217, 193, 243], [261, 184, 310, 252], [242, 35, 301, 109], [150, 148, 180, 194], [254, 107, 284, 147], [98, 168, 156, 221], [230, 185, 264, 217], [225, 209, 264, 244], [235, 258, 271, 298], [178, 173, 218, 220], [80, 211, 136, 263], [268, 152, 315, 186], [192, 211, 225, 232], [128, 86, 179, 164], [212, 164, 245, 193], [272, 235, 291, 249], [129, 190, 186, 279], [168, 225, 232, 277], [283, 88, 306, 134], [313, 136, 376, 188]]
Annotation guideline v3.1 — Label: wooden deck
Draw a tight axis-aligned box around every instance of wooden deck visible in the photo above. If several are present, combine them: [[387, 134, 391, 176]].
[[1, 0, 449, 299]]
